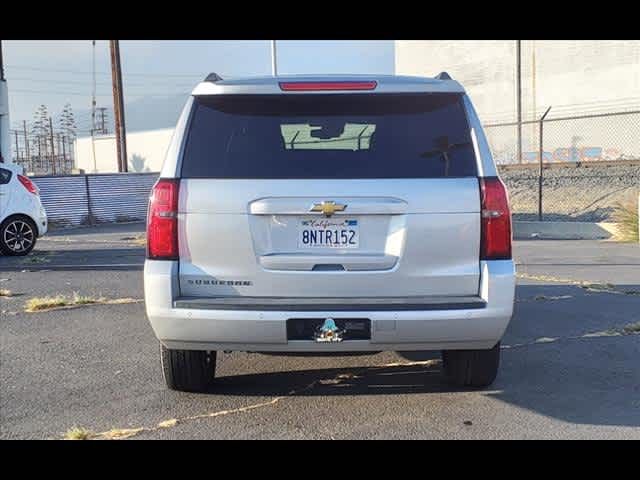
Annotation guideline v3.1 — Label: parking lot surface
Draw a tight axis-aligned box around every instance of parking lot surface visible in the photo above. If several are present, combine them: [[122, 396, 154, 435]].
[[1, 223, 639, 439]]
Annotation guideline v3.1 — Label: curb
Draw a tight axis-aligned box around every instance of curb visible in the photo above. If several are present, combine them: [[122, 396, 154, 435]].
[[514, 221, 619, 240]]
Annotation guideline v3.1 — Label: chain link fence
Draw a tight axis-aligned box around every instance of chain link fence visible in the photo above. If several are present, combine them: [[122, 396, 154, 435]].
[[485, 110, 640, 222]]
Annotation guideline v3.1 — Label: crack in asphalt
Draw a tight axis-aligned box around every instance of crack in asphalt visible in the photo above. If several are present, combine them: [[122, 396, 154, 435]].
[[502, 323, 640, 351], [64, 359, 441, 440], [517, 294, 574, 302], [516, 272, 640, 296]]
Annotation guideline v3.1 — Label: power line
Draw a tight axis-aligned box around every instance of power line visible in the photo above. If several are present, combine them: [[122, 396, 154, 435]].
[[11, 89, 113, 96], [11, 88, 190, 97], [10, 76, 197, 88], [6, 64, 206, 78]]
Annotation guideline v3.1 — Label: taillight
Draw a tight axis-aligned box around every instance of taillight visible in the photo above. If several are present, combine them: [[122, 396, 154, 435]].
[[479, 177, 512, 260], [18, 175, 39, 195], [278, 81, 377, 91], [147, 178, 179, 260]]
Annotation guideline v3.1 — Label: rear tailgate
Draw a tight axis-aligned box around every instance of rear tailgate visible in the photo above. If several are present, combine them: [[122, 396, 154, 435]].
[[177, 92, 481, 300]]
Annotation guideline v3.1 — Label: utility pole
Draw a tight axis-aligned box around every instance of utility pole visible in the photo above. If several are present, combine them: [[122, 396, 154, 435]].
[[271, 40, 278, 76], [91, 41, 97, 135], [48, 116, 56, 175], [56, 133, 61, 170], [14, 130, 19, 162], [110, 40, 128, 172], [0, 40, 11, 164], [23, 120, 29, 170], [91, 40, 97, 172], [516, 40, 522, 164], [61, 134, 67, 171]]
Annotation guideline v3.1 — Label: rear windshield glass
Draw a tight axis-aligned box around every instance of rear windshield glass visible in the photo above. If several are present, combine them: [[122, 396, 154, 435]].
[[181, 93, 477, 179]]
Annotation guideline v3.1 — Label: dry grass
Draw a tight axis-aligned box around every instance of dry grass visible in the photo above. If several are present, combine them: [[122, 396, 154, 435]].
[[72, 294, 102, 305], [534, 294, 572, 301], [157, 419, 178, 428], [613, 196, 639, 242], [24, 293, 141, 313], [25, 295, 70, 312], [581, 283, 617, 293], [64, 426, 93, 440], [622, 321, 640, 334], [132, 234, 147, 246], [0, 289, 13, 297], [121, 234, 146, 246], [585, 322, 640, 338], [98, 427, 144, 440]]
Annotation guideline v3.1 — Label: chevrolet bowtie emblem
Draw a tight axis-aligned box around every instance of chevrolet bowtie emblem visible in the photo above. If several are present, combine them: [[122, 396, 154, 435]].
[[310, 201, 347, 217]]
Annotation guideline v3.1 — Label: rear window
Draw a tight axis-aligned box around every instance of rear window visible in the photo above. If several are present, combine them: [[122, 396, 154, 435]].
[[181, 93, 477, 179], [0, 168, 12, 185]]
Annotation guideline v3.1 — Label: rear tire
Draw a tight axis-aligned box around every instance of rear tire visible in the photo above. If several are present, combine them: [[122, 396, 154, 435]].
[[160, 343, 216, 392], [441, 342, 500, 388], [0, 216, 38, 256]]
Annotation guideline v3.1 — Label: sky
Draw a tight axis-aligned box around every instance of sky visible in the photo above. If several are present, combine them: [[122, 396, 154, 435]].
[[3, 40, 395, 134]]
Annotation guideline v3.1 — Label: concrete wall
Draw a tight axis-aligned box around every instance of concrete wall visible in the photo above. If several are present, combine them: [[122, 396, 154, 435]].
[[395, 41, 640, 124], [74, 127, 174, 173]]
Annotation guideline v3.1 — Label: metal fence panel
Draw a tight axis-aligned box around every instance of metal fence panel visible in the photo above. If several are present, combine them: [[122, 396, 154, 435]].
[[31, 175, 90, 228], [30, 172, 158, 229], [87, 173, 158, 224]]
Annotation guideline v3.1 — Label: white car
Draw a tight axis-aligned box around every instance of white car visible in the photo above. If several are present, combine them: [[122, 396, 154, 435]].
[[144, 73, 516, 392], [0, 163, 47, 255]]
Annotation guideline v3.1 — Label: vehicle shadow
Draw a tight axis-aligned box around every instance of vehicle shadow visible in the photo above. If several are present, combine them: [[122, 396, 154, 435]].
[[210, 360, 465, 396], [208, 283, 640, 427]]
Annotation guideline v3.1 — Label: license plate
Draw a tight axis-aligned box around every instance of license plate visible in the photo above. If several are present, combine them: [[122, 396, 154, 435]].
[[298, 218, 359, 248]]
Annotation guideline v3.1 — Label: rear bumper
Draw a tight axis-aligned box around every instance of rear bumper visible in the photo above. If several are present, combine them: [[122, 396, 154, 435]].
[[35, 205, 47, 237], [144, 260, 515, 352]]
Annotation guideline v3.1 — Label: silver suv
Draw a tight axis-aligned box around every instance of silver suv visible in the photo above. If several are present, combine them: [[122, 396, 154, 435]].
[[144, 73, 515, 392]]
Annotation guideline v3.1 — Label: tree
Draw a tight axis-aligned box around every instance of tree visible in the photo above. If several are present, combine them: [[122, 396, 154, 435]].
[[31, 104, 51, 159], [59, 103, 77, 139]]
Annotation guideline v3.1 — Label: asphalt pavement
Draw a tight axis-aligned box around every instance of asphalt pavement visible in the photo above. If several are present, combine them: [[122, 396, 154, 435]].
[[1, 223, 639, 439]]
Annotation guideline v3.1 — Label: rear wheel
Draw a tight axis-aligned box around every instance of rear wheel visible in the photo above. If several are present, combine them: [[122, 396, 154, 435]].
[[0, 216, 37, 256], [441, 342, 500, 388], [160, 344, 216, 392]]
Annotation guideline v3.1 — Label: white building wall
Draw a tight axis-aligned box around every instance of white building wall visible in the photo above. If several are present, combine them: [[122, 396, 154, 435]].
[[74, 127, 174, 173], [395, 40, 640, 123]]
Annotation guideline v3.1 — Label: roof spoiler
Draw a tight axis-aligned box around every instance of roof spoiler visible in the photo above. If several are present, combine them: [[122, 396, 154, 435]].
[[434, 71, 452, 80], [204, 72, 223, 83]]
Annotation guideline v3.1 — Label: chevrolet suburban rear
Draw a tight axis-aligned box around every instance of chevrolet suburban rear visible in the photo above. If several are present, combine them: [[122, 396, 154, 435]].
[[144, 73, 516, 392]]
